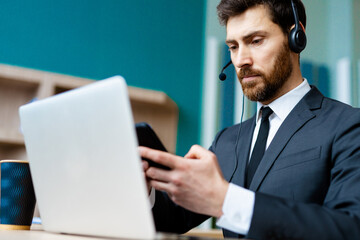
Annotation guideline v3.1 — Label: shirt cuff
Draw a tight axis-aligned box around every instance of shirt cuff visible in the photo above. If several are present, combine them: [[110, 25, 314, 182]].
[[149, 187, 156, 208], [216, 183, 255, 235]]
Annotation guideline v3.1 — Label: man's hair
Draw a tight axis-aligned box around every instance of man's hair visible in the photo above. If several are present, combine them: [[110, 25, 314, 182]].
[[217, 0, 306, 35]]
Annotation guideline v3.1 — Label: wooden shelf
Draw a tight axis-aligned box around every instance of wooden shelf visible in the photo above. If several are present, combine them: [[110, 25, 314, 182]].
[[0, 64, 178, 159]]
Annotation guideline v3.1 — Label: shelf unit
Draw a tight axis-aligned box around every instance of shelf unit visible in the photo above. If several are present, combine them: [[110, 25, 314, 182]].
[[0, 64, 178, 160]]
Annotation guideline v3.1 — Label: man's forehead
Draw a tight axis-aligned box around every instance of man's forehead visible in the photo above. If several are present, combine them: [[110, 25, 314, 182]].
[[225, 5, 279, 40], [226, 4, 271, 26]]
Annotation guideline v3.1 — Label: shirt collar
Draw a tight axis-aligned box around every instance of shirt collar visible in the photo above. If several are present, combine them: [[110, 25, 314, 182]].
[[256, 79, 311, 121]]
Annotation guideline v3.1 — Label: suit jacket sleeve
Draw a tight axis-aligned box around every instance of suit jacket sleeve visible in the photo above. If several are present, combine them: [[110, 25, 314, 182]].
[[246, 110, 360, 240]]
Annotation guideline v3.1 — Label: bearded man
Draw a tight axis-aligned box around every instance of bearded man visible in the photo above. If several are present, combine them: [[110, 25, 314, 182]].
[[140, 0, 360, 239]]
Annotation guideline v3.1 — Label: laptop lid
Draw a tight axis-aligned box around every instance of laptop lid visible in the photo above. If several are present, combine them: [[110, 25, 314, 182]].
[[19, 76, 156, 239]]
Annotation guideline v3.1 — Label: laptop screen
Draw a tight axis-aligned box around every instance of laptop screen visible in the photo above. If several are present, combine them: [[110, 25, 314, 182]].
[[19, 76, 156, 239]]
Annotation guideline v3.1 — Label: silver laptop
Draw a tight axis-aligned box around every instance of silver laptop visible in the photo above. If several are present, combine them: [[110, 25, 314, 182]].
[[19, 76, 156, 239]]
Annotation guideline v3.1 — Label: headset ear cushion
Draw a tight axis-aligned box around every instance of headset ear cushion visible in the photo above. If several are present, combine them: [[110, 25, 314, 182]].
[[289, 27, 307, 53]]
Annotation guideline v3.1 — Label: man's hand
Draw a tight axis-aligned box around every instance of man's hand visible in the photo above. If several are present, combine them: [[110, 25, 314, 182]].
[[139, 145, 229, 218], [142, 160, 152, 195]]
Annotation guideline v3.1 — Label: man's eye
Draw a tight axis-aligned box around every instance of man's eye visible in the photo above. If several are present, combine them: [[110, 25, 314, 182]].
[[228, 46, 237, 51], [252, 39, 263, 45]]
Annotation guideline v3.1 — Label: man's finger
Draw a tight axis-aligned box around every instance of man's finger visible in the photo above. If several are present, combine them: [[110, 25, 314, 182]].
[[146, 166, 173, 183], [184, 144, 208, 159], [139, 146, 179, 169], [142, 160, 149, 170], [150, 179, 172, 193]]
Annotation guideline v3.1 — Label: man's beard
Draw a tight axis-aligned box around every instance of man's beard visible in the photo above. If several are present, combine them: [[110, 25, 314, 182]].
[[238, 42, 293, 103]]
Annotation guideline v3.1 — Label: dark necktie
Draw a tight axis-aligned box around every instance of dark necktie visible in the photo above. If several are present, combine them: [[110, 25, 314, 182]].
[[245, 107, 273, 188]]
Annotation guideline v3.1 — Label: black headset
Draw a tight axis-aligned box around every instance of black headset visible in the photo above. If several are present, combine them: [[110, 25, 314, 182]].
[[289, 0, 307, 53], [219, 0, 307, 81]]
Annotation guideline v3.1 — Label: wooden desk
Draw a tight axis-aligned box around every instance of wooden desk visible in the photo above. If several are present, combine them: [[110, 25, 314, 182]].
[[184, 229, 223, 239], [0, 224, 225, 240]]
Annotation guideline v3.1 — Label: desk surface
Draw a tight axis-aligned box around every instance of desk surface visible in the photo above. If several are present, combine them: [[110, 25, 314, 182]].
[[0, 224, 225, 240]]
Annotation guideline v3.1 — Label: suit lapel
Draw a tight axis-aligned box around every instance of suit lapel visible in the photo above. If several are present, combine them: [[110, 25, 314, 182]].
[[249, 87, 323, 191], [229, 116, 256, 187]]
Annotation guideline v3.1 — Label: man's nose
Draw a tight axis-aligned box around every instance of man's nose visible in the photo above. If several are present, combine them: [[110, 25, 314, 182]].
[[233, 46, 253, 69]]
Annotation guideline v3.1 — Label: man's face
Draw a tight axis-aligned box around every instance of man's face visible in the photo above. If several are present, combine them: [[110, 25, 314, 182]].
[[226, 5, 294, 104]]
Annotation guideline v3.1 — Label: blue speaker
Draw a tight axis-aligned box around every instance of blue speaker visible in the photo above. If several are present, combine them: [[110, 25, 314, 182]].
[[0, 160, 36, 230]]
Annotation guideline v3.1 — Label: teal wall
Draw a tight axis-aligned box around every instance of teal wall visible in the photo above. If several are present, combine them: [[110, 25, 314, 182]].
[[0, 0, 206, 155], [354, 0, 360, 64], [300, 0, 329, 65], [301, 0, 360, 104], [352, 0, 360, 105]]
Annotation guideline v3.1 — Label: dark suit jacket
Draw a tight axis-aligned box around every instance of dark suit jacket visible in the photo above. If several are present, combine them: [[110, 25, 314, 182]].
[[152, 86, 360, 239]]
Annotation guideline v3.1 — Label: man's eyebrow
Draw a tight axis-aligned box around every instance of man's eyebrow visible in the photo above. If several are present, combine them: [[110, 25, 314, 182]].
[[225, 39, 237, 45], [226, 30, 268, 44]]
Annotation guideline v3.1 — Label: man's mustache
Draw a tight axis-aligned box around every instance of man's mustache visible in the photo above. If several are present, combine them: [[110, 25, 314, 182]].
[[238, 68, 264, 80]]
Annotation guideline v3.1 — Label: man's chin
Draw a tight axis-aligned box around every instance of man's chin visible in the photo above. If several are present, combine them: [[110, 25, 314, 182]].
[[243, 90, 261, 102], [242, 84, 267, 102]]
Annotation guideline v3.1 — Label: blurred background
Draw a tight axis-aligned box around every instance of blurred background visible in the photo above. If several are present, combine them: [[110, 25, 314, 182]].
[[0, 0, 359, 157]]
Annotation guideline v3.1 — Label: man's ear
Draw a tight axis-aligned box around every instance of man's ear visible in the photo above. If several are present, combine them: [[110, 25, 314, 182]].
[[289, 22, 306, 33], [299, 22, 305, 33], [288, 21, 307, 53]]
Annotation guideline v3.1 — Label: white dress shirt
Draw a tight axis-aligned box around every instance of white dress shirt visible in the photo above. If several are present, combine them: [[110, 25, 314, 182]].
[[216, 79, 311, 234]]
